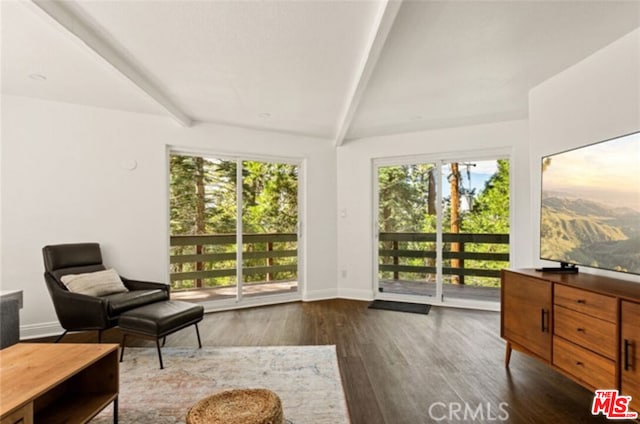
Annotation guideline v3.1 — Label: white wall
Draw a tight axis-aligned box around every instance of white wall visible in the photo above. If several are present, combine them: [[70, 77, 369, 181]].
[[1, 95, 337, 337], [529, 28, 640, 283], [335, 120, 530, 300]]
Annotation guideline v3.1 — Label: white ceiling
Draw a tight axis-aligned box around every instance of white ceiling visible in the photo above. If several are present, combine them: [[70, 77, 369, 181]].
[[2, 1, 639, 144], [1, 1, 168, 117]]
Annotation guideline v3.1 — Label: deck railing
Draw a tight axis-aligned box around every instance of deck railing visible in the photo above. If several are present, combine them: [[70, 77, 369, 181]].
[[170, 233, 297, 289], [379, 232, 509, 284], [169, 231, 509, 290]]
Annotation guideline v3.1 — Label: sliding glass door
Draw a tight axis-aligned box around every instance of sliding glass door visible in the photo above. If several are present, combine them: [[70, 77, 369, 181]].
[[376, 163, 439, 298], [169, 152, 301, 306], [440, 159, 509, 303], [241, 160, 299, 299], [374, 154, 510, 306]]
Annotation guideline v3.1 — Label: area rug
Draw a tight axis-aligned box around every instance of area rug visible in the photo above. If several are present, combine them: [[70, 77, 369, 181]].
[[368, 299, 431, 314], [92, 345, 350, 424]]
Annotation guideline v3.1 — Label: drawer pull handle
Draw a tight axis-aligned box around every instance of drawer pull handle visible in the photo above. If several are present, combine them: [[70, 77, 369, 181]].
[[540, 309, 548, 332], [576, 361, 584, 366], [576, 299, 586, 304], [624, 339, 631, 371], [577, 328, 585, 332]]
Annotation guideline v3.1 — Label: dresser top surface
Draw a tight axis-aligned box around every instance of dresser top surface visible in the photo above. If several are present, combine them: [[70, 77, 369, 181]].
[[507, 269, 640, 302]]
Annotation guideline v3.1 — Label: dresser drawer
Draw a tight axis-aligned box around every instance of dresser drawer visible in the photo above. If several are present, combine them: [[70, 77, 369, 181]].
[[554, 305, 616, 359], [554, 285, 617, 322], [504, 272, 552, 302], [553, 337, 615, 390]]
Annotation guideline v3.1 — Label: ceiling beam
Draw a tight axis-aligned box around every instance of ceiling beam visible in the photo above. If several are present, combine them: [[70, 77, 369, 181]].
[[333, 0, 402, 146], [29, 0, 193, 127]]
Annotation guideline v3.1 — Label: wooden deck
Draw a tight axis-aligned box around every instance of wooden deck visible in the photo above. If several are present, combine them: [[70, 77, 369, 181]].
[[171, 280, 298, 302], [379, 279, 500, 302]]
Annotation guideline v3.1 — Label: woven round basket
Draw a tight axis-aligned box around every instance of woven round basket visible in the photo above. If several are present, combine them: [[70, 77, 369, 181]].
[[186, 388, 284, 424]]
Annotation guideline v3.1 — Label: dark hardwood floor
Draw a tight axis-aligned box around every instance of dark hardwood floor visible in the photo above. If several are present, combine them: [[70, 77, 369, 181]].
[[38, 299, 616, 423]]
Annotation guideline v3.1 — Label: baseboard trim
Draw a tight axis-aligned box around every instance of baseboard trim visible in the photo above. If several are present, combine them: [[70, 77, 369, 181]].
[[20, 321, 64, 340], [303, 288, 338, 301], [199, 293, 302, 314], [337, 288, 373, 301]]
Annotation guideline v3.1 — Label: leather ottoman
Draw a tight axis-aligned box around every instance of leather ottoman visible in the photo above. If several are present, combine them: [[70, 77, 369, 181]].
[[118, 300, 204, 369]]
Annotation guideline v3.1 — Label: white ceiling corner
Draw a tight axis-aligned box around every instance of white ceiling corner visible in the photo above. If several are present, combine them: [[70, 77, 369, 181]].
[[29, 0, 192, 127], [333, 0, 402, 147], [345, 1, 640, 141], [1, 0, 165, 118]]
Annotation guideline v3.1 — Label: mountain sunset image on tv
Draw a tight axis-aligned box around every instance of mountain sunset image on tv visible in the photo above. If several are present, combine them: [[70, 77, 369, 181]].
[[540, 131, 640, 275]]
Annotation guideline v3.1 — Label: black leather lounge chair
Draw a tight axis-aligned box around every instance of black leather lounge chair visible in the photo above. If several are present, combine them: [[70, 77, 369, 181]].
[[43, 242, 170, 342]]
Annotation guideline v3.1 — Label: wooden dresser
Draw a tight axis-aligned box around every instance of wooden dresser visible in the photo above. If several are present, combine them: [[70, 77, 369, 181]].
[[501, 269, 640, 413]]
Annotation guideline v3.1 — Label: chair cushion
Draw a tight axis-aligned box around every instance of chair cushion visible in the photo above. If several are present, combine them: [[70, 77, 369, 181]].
[[43, 243, 102, 272], [104, 289, 169, 315], [61, 268, 128, 297]]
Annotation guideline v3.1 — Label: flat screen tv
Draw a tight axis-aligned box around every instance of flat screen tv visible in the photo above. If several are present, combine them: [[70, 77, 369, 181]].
[[539, 131, 640, 275]]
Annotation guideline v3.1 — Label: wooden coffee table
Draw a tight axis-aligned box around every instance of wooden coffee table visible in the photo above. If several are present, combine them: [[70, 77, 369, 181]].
[[0, 343, 119, 424]]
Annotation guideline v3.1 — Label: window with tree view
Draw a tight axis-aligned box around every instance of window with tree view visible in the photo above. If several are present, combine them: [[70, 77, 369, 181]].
[[377, 158, 509, 303], [169, 153, 299, 303]]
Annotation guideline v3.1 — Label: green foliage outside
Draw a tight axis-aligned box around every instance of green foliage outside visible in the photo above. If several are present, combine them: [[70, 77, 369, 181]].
[[378, 164, 438, 283], [169, 155, 298, 290], [378, 159, 510, 288], [378, 164, 437, 233], [456, 159, 510, 286]]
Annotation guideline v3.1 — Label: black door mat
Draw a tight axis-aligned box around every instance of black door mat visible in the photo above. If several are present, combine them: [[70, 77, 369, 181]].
[[368, 300, 431, 315]]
